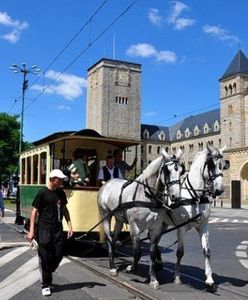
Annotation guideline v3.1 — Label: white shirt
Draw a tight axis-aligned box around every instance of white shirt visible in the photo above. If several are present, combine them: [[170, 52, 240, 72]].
[[97, 166, 123, 181]]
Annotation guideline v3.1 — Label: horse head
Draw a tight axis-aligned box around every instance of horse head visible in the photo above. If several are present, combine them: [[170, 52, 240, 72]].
[[157, 148, 185, 203], [204, 144, 230, 197]]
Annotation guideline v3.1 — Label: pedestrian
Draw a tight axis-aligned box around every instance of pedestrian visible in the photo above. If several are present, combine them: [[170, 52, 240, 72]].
[[27, 169, 73, 297], [0, 184, 5, 217], [113, 149, 137, 178]]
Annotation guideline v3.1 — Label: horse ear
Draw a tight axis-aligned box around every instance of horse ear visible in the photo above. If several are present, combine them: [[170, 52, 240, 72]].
[[176, 148, 183, 159], [207, 143, 215, 154], [161, 147, 170, 160], [219, 145, 226, 154]]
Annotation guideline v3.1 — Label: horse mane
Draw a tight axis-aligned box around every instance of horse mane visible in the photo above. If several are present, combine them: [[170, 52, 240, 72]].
[[190, 148, 211, 174], [138, 155, 164, 182]]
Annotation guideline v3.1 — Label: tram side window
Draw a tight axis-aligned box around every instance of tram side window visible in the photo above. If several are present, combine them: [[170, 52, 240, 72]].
[[40, 152, 47, 184], [26, 157, 31, 184], [33, 155, 38, 184], [21, 158, 25, 183]]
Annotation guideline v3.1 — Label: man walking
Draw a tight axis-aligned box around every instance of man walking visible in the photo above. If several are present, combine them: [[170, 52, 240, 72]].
[[28, 169, 73, 296]]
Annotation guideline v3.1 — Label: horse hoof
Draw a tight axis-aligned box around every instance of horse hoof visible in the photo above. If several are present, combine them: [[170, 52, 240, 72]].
[[126, 265, 133, 273], [174, 277, 182, 285], [205, 283, 217, 293], [149, 281, 160, 289], [110, 268, 118, 277]]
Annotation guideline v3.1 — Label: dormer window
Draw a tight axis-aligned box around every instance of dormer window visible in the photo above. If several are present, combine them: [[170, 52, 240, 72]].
[[194, 125, 199, 136], [203, 123, 209, 134], [143, 129, 149, 139], [177, 130, 181, 139], [213, 120, 219, 132], [185, 128, 190, 138], [159, 130, 165, 140]]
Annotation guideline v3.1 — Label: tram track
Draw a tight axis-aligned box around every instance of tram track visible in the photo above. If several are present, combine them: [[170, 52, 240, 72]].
[[6, 221, 248, 300], [67, 255, 157, 300]]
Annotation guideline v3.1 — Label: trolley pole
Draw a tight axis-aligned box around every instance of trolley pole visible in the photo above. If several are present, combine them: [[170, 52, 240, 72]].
[[9, 63, 40, 224]]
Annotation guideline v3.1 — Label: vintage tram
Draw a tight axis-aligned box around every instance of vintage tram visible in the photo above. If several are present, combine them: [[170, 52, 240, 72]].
[[19, 129, 139, 242]]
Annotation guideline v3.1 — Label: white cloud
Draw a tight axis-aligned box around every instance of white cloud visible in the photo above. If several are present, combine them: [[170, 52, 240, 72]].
[[126, 43, 157, 58], [0, 11, 28, 43], [31, 70, 87, 100], [148, 8, 162, 26], [144, 111, 157, 117], [55, 104, 71, 111], [203, 24, 240, 44], [167, 1, 195, 30], [126, 43, 177, 64]]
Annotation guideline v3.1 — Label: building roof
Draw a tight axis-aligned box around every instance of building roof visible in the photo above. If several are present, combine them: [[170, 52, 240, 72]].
[[169, 109, 220, 140], [87, 57, 141, 72], [141, 109, 220, 142], [141, 124, 170, 141], [220, 50, 248, 80]]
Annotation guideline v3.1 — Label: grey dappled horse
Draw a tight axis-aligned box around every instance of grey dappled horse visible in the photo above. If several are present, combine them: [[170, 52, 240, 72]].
[[163, 144, 230, 292], [97, 148, 185, 288]]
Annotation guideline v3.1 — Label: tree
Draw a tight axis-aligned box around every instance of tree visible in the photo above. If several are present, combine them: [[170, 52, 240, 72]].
[[0, 113, 20, 179]]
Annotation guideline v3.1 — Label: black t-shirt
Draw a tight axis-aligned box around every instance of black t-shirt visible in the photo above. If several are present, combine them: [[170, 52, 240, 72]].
[[32, 187, 67, 228]]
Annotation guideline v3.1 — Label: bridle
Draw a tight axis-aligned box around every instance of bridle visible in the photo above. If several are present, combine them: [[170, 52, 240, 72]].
[[182, 151, 225, 202]]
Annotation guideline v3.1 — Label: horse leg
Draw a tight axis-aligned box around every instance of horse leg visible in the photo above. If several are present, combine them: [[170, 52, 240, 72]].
[[174, 228, 184, 285], [126, 235, 141, 273], [102, 217, 118, 277], [197, 225, 217, 293], [149, 241, 161, 289]]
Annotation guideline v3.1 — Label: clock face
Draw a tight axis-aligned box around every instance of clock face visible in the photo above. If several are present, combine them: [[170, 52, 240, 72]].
[[119, 71, 128, 80]]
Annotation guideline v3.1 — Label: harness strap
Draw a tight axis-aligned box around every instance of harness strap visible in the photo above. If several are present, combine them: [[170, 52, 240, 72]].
[[140, 213, 202, 242], [169, 195, 210, 209]]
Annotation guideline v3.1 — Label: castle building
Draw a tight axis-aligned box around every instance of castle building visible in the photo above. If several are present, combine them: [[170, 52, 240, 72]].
[[86, 50, 248, 207]]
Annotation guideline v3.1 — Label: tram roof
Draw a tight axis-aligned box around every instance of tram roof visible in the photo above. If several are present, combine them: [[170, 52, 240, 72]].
[[32, 129, 140, 148]]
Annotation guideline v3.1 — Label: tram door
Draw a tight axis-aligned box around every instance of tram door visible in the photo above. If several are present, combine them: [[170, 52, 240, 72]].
[[231, 180, 241, 208]]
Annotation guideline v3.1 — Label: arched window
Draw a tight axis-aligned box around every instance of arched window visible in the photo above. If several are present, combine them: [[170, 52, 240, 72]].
[[177, 130, 181, 139], [157, 146, 160, 154], [228, 84, 232, 95], [233, 82, 237, 94], [148, 145, 152, 154], [225, 86, 228, 97]]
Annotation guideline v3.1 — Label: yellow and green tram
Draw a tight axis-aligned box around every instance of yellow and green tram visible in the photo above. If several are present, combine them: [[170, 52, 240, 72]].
[[19, 129, 139, 242]]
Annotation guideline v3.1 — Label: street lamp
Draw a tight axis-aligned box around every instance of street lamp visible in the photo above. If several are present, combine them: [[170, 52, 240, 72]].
[[9, 63, 41, 155], [9, 63, 40, 224]]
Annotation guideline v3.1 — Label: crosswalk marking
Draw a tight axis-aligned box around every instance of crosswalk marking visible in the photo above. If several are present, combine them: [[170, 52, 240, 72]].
[[0, 251, 70, 299], [209, 217, 248, 224], [0, 246, 29, 267]]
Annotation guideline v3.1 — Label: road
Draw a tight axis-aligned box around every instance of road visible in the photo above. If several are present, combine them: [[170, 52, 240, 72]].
[[0, 207, 248, 300]]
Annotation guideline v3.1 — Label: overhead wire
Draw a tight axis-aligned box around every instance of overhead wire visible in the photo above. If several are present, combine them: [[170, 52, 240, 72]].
[[28, 0, 109, 89], [25, 0, 139, 112], [7, 0, 109, 114], [155, 102, 219, 126]]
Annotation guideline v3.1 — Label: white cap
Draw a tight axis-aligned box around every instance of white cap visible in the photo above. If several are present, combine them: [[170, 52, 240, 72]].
[[49, 169, 68, 181]]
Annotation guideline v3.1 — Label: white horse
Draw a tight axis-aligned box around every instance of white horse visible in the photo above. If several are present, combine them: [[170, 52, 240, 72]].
[[163, 144, 230, 292], [97, 148, 185, 288]]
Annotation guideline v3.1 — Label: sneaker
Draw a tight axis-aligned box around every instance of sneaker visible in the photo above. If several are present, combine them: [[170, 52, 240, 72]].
[[42, 287, 51, 296]]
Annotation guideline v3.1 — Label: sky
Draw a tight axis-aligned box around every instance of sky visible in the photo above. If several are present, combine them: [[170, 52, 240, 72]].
[[1, 0, 247, 143]]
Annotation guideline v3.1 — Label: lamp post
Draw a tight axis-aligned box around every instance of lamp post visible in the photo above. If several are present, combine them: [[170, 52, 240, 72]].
[[9, 63, 40, 224], [9, 63, 40, 154]]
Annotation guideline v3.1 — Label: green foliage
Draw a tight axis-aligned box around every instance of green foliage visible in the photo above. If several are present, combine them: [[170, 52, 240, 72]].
[[0, 113, 19, 179]]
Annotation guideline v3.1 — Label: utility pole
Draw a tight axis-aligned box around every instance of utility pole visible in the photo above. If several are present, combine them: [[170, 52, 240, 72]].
[[9, 63, 40, 224]]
